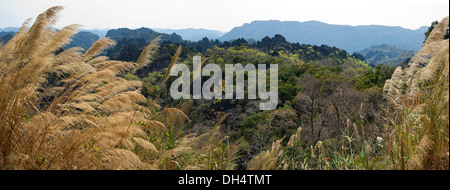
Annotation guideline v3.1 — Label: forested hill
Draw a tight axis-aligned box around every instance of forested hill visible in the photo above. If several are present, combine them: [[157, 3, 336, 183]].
[[104, 27, 184, 61], [64, 31, 100, 50], [219, 20, 428, 53], [106, 33, 365, 72], [105, 27, 183, 43], [356, 44, 416, 67], [126, 32, 396, 169]]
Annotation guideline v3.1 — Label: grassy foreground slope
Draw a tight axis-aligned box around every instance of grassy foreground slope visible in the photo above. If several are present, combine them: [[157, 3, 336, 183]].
[[0, 6, 236, 170]]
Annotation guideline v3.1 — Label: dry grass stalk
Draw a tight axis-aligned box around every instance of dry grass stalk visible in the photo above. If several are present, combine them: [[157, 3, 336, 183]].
[[353, 123, 361, 142], [0, 7, 150, 170], [384, 17, 449, 170], [133, 36, 161, 73], [162, 45, 182, 85], [82, 38, 116, 62], [288, 127, 302, 147], [0, 6, 238, 171], [247, 138, 284, 170], [156, 45, 182, 101]]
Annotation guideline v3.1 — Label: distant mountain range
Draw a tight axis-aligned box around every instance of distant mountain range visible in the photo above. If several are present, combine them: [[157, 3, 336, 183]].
[[76, 28, 223, 41], [65, 31, 100, 50], [1, 20, 428, 54], [79, 29, 109, 38], [0, 27, 109, 38], [356, 44, 416, 67], [0, 27, 20, 33], [219, 20, 428, 53], [152, 28, 224, 41]]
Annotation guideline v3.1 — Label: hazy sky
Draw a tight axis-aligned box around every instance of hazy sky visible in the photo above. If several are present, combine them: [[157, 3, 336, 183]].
[[0, 0, 448, 32]]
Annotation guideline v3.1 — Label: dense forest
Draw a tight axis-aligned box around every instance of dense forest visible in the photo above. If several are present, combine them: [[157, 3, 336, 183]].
[[118, 33, 396, 169], [0, 7, 448, 170]]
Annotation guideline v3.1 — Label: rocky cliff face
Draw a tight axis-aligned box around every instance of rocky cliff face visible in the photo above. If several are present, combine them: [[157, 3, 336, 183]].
[[384, 16, 449, 106]]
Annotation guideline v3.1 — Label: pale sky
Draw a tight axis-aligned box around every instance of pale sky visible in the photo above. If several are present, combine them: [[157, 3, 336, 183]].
[[0, 0, 448, 32]]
